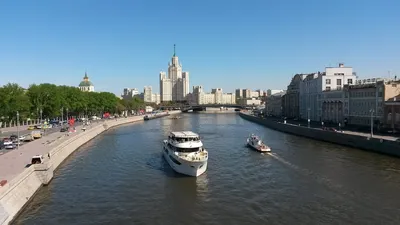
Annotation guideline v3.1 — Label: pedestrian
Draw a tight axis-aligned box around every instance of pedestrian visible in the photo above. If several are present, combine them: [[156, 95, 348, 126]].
[[48, 153, 50, 159]]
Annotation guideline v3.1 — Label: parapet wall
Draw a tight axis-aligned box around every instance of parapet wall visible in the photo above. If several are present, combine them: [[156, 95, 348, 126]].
[[239, 113, 400, 157], [0, 111, 181, 225]]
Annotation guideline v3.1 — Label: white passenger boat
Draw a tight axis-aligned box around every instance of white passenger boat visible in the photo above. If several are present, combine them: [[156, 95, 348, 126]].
[[246, 134, 271, 152], [163, 131, 208, 177]]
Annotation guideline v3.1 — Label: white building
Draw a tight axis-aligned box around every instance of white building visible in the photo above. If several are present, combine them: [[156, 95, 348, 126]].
[[160, 71, 172, 102], [151, 93, 161, 105], [143, 86, 152, 103], [267, 89, 284, 96], [78, 72, 95, 92], [159, 45, 190, 102], [238, 98, 262, 106], [266, 91, 286, 116], [299, 63, 357, 121], [192, 86, 235, 105], [121, 88, 139, 99]]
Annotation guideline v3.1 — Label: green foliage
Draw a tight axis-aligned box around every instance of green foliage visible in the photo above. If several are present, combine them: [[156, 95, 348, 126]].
[[120, 96, 145, 111], [0, 83, 124, 122]]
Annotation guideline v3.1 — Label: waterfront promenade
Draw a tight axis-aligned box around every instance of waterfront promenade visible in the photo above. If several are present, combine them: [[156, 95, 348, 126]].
[[240, 112, 400, 157], [264, 115, 398, 141]]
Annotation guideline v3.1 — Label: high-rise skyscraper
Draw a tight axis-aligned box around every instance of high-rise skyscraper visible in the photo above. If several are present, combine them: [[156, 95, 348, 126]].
[[160, 45, 190, 102]]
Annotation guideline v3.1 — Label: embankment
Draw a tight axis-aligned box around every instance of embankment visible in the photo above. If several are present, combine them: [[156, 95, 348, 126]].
[[239, 113, 400, 157], [0, 111, 181, 225]]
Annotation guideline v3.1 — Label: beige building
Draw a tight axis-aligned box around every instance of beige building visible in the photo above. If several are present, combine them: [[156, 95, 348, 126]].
[[319, 78, 400, 127], [344, 78, 400, 126], [238, 98, 261, 106], [192, 86, 235, 105], [159, 45, 190, 102]]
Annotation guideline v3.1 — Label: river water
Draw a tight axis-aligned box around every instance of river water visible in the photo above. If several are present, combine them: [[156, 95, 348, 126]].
[[14, 113, 400, 225]]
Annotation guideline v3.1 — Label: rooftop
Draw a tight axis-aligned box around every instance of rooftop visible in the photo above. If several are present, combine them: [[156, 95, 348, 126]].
[[170, 131, 199, 138]]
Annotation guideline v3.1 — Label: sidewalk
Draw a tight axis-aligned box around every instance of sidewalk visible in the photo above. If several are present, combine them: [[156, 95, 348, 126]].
[[0, 124, 89, 182], [258, 115, 399, 142]]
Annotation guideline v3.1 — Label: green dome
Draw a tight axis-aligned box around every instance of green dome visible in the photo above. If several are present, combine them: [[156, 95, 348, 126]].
[[79, 72, 94, 87], [79, 80, 94, 87]]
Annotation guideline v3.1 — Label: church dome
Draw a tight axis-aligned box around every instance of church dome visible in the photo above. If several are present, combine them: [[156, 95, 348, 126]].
[[79, 80, 94, 87], [78, 72, 94, 87]]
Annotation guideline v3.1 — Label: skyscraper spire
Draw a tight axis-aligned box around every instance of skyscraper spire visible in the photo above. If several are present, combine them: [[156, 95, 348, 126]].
[[173, 44, 176, 57]]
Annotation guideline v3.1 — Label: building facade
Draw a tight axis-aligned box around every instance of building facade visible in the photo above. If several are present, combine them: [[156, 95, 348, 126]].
[[159, 45, 190, 102], [192, 86, 235, 105], [78, 72, 95, 92], [344, 78, 399, 126], [121, 88, 139, 100], [299, 63, 357, 121], [143, 86, 152, 103], [282, 74, 305, 119], [266, 91, 286, 117]]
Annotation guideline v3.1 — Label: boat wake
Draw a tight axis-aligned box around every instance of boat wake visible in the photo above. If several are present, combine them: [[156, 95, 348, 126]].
[[267, 152, 346, 192]]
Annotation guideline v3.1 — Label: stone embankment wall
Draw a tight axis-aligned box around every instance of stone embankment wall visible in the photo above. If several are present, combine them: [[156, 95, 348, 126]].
[[239, 113, 400, 157], [0, 111, 181, 225]]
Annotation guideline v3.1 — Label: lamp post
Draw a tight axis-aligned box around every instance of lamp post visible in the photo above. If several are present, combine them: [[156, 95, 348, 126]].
[[61, 107, 64, 125], [40, 108, 43, 124], [370, 109, 374, 138], [16, 111, 19, 150], [307, 107, 310, 128], [66, 108, 69, 121]]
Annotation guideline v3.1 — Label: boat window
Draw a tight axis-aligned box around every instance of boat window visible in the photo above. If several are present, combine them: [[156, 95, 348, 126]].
[[176, 147, 199, 153], [169, 155, 181, 165]]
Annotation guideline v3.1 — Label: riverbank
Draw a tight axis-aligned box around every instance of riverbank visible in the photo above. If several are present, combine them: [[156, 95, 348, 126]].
[[0, 111, 181, 225], [239, 112, 400, 157]]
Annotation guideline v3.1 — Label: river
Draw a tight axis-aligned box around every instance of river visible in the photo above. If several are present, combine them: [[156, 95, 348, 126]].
[[14, 113, 400, 225]]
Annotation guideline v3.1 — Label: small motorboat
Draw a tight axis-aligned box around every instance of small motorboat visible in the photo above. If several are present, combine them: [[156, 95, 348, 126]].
[[171, 116, 181, 120], [246, 134, 271, 152]]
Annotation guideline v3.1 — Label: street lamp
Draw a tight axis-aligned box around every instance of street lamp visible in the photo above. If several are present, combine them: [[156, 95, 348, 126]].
[[61, 107, 64, 124], [370, 109, 374, 138], [66, 108, 69, 121], [307, 107, 311, 128], [40, 108, 43, 124], [16, 111, 19, 150]]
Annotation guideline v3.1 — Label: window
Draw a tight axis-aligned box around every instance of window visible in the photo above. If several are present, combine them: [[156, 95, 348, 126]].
[[326, 87, 331, 91], [347, 79, 353, 84], [326, 79, 331, 84], [337, 86, 342, 90], [169, 155, 181, 165], [337, 79, 342, 85]]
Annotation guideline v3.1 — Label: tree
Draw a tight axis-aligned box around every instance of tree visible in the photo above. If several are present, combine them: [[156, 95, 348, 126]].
[[0, 83, 31, 121]]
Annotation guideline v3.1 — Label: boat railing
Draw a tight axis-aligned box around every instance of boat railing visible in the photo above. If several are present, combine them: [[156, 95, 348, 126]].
[[178, 150, 208, 162]]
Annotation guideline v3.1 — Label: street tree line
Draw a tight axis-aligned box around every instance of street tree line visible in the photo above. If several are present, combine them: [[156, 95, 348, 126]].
[[0, 83, 145, 122]]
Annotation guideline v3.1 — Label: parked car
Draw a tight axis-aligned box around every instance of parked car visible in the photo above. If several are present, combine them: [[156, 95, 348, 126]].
[[3, 138, 12, 145], [27, 125, 35, 130], [9, 135, 18, 142], [24, 134, 34, 142], [4, 143, 16, 149]]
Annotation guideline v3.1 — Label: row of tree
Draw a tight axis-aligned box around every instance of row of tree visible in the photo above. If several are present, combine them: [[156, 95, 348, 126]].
[[0, 83, 146, 122]]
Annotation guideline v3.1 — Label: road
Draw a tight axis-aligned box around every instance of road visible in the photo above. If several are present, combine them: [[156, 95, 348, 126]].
[[0, 117, 134, 182]]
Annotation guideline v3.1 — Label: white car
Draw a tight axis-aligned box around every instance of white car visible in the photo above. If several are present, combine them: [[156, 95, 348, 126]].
[[4, 143, 16, 149], [3, 139, 12, 145]]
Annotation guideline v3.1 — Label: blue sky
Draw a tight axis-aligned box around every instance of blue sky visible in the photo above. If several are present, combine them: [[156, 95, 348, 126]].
[[0, 0, 399, 95]]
